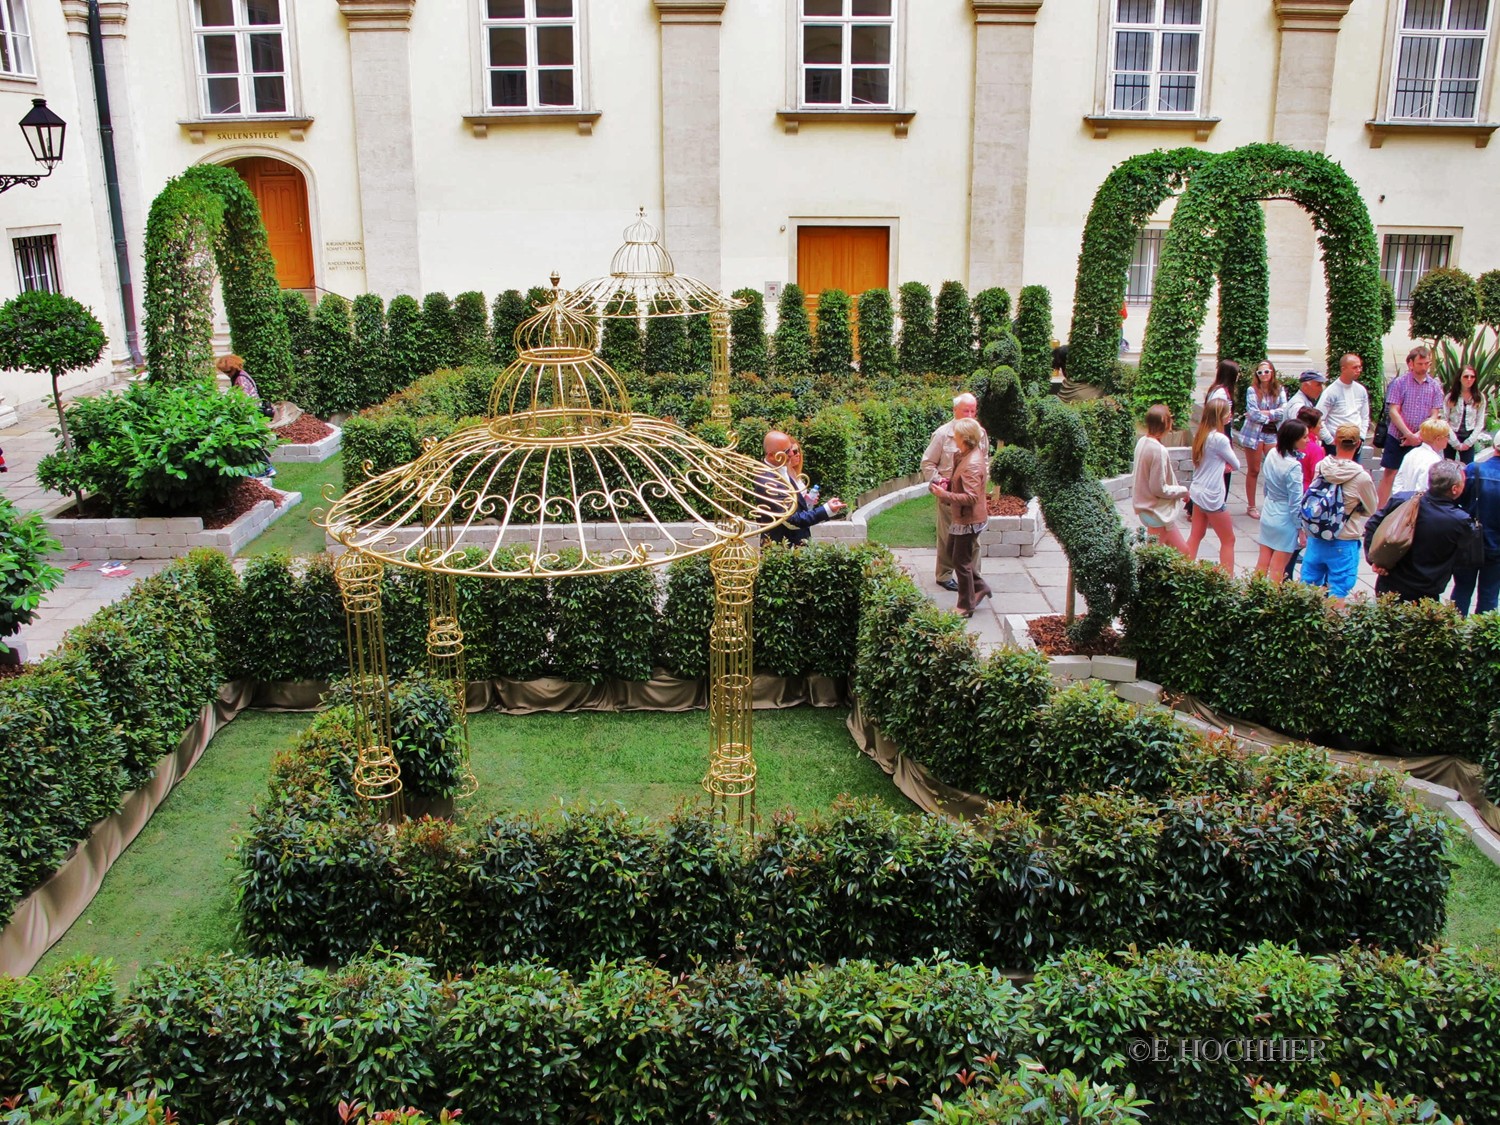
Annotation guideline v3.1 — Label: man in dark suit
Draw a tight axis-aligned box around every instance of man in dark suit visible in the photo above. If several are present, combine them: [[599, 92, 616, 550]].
[[757, 430, 844, 547], [1364, 459, 1483, 604]]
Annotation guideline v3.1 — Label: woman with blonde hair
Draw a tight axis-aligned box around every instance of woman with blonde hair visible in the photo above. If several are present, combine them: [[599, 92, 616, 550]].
[[1239, 359, 1286, 519], [928, 417, 993, 618], [1184, 397, 1242, 571], [1132, 404, 1188, 554]]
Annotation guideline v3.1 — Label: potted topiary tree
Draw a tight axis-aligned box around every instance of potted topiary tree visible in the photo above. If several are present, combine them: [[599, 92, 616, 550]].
[[0, 290, 107, 451], [0, 494, 62, 662]]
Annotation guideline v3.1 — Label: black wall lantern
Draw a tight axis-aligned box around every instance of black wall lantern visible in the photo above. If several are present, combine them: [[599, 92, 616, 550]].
[[0, 98, 66, 194]]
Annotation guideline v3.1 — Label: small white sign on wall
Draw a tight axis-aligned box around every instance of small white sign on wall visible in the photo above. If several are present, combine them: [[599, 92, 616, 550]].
[[764, 281, 782, 302]]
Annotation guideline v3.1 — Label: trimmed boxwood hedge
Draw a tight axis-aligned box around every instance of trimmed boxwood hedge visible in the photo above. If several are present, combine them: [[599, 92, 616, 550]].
[[6, 944, 1495, 1124]]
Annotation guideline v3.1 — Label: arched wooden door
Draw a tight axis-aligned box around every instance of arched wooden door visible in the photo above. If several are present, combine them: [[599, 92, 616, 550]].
[[229, 157, 314, 290]]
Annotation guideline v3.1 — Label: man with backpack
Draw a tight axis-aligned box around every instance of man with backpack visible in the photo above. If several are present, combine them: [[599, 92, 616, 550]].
[[1301, 424, 1376, 605]]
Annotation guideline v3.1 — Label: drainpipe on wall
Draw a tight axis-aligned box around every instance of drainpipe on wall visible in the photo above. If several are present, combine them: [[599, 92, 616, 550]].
[[87, 0, 142, 368]]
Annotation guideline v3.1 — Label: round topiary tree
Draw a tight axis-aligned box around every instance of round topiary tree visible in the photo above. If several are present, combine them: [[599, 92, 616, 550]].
[[0, 494, 62, 656], [1477, 269, 1500, 331], [0, 290, 107, 450], [813, 288, 854, 375], [1136, 143, 1384, 426], [1409, 266, 1479, 344], [1380, 278, 1398, 335], [1066, 148, 1210, 387]]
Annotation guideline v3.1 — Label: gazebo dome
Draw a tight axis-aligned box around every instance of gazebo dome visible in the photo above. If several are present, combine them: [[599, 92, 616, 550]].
[[565, 208, 746, 318]]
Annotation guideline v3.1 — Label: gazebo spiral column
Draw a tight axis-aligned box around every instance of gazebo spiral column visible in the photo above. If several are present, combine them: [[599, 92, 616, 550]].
[[334, 549, 403, 819], [702, 533, 758, 826]]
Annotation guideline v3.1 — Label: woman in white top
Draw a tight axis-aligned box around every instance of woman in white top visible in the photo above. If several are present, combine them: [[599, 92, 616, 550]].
[[1132, 403, 1190, 555], [1184, 398, 1243, 572], [1445, 365, 1487, 465], [1390, 416, 1450, 495], [1239, 360, 1286, 520]]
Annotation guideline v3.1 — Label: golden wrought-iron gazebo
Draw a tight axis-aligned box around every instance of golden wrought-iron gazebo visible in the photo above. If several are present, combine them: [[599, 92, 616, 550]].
[[320, 288, 794, 824]]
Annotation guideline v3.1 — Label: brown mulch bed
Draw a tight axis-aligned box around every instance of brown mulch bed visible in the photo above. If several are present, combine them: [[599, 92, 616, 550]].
[[0, 662, 34, 681], [1027, 614, 1123, 658], [274, 416, 334, 444], [986, 492, 1027, 517], [201, 477, 286, 529]]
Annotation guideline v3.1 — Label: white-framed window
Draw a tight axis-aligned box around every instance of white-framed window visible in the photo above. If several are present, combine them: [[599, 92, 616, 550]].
[[1108, 0, 1205, 115], [482, 0, 580, 111], [1381, 232, 1454, 306], [14, 233, 59, 294], [798, 0, 896, 109], [192, 0, 290, 117], [1125, 228, 1165, 304], [1388, 0, 1493, 121], [0, 0, 34, 78]]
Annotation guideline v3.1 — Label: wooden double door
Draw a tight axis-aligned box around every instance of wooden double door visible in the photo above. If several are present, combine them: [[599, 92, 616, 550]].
[[796, 225, 891, 356], [229, 156, 314, 290]]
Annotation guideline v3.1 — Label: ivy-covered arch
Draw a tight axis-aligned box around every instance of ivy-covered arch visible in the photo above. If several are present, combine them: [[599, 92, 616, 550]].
[[143, 163, 293, 401], [1066, 148, 1208, 387], [1134, 143, 1383, 426]]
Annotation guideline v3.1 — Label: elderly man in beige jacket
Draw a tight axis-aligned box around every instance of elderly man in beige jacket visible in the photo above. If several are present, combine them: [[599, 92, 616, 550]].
[[921, 392, 990, 590]]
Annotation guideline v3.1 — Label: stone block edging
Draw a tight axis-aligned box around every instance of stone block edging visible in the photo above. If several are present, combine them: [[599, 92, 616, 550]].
[[272, 424, 342, 464], [999, 609, 1500, 863], [45, 490, 302, 562], [851, 481, 1045, 557]]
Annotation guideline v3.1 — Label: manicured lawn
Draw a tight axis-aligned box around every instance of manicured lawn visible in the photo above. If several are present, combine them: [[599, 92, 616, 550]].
[[241, 453, 344, 558], [1443, 835, 1500, 960], [866, 493, 937, 548], [36, 707, 894, 981]]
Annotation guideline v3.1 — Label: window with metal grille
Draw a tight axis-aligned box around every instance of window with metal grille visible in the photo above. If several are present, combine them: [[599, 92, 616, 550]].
[[1380, 233, 1454, 307], [799, 0, 896, 109], [193, 0, 289, 116], [1110, 0, 1205, 115], [1389, 0, 1492, 121], [0, 0, 33, 77], [14, 233, 58, 294], [482, 0, 580, 110], [1125, 228, 1165, 304]]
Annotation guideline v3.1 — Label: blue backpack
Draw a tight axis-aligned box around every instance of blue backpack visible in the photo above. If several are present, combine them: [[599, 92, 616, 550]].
[[1300, 474, 1345, 540]]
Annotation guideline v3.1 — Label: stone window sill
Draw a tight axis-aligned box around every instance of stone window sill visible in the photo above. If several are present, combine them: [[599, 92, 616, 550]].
[[0, 73, 39, 96], [1365, 119, 1498, 149], [777, 109, 915, 137], [179, 117, 313, 143], [1084, 114, 1219, 141], [464, 111, 601, 137]]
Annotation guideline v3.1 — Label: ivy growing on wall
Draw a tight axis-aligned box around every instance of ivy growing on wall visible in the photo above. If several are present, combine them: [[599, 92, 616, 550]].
[[729, 287, 767, 374], [897, 282, 934, 376], [1136, 143, 1384, 425], [813, 288, 853, 375], [1066, 148, 1209, 389], [855, 288, 894, 377]]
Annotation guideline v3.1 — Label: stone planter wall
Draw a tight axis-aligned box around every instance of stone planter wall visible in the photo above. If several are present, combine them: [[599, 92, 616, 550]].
[[272, 425, 341, 464], [851, 481, 1046, 557], [46, 491, 302, 562]]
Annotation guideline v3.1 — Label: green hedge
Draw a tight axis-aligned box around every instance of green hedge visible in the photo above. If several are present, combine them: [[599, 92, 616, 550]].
[[1126, 544, 1500, 764], [0, 565, 219, 926], [8, 945, 1496, 1124]]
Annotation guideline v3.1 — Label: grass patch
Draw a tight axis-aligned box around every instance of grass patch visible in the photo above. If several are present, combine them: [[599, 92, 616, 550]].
[[36, 707, 894, 981], [1443, 834, 1500, 960], [866, 493, 937, 549], [242, 453, 343, 559]]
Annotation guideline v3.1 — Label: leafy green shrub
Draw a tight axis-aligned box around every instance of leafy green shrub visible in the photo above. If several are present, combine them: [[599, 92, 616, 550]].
[[685, 312, 713, 373], [972, 286, 1012, 347], [730, 287, 768, 373], [655, 553, 714, 678], [1478, 268, 1500, 330], [0, 291, 107, 450], [1215, 198, 1270, 373], [1410, 266, 1479, 344], [773, 284, 813, 376], [0, 958, 116, 1094], [918, 1063, 1150, 1123], [856, 286, 895, 377], [281, 289, 315, 401], [0, 1082, 176, 1124], [813, 287, 854, 375], [1069, 395, 1136, 478], [0, 495, 61, 652], [644, 299, 687, 374], [1013, 285, 1053, 388], [35, 379, 270, 515], [599, 290, 643, 372], [451, 290, 489, 366], [386, 674, 465, 799], [489, 289, 528, 366], [307, 293, 357, 416], [386, 294, 424, 393], [898, 281, 935, 376], [351, 293, 388, 408], [418, 292, 454, 375], [1381, 278, 1399, 335], [934, 280, 974, 378], [267, 705, 359, 812], [1245, 1078, 1458, 1125]]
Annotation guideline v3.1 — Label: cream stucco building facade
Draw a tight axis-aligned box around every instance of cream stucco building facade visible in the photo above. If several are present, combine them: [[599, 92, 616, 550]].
[[0, 0, 1496, 412]]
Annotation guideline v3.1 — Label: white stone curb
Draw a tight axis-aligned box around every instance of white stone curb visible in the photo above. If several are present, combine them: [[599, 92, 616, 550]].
[[852, 481, 1045, 557], [46, 489, 302, 562], [271, 424, 341, 464]]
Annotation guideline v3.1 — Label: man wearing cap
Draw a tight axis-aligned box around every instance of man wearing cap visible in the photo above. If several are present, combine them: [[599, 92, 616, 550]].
[[1316, 354, 1371, 455], [1378, 345, 1446, 508], [1285, 370, 1325, 424]]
